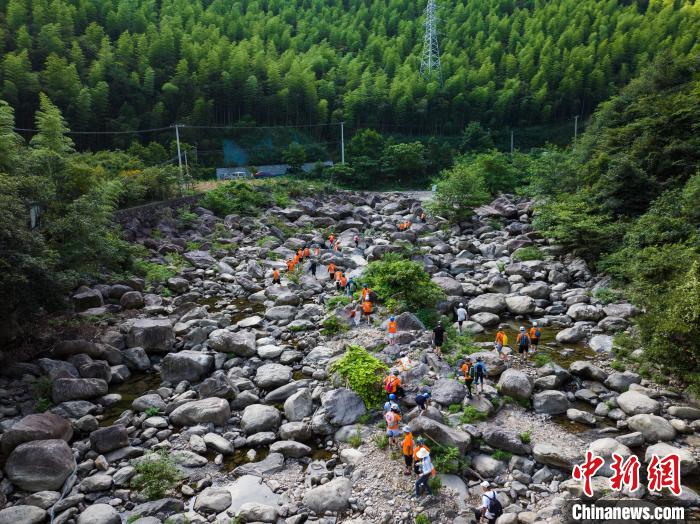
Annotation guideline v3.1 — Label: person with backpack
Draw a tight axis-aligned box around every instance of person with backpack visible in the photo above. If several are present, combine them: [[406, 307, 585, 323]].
[[414, 447, 435, 500], [476, 481, 503, 523], [362, 299, 373, 325], [415, 390, 431, 412], [516, 326, 531, 360], [413, 437, 430, 474], [473, 357, 487, 395], [460, 357, 474, 399], [272, 268, 281, 285], [529, 321, 542, 352], [384, 370, 404, 398], [432, 321, 445, 358], [309, 259, 317, 277], [401, 426, 414, 476], [384, 406, 402, 447], [383, 393, 400, 414], [494, 326, 508, 361], [455, 303, 468, 334], [354, 234, 360, 247]]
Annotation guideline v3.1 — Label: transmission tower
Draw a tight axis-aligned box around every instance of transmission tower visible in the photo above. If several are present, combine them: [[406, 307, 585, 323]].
[[420, 0, 442, 84]]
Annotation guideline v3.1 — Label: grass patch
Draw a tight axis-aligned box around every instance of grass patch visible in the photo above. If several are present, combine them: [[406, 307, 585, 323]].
[[321, 315, 349, 337], [415, 515, 431, 524], [326, 295, 351, 310], [428, 476, 443, 493], [131, 451, 183, 500], [144, 407, 160, 417], [610, 360, 625, 371], [532, 352, 553, 367], [348, 429, 363, 448], [448, 404, 462, 414], [185, 240, 201, 251], [519, 431, 531, 444], [491, 450, 513, 461], [460, 406, 489, 424], [512, 246, 543, 261], [593, 287, 622, 305], [373, 433, 389, 450]]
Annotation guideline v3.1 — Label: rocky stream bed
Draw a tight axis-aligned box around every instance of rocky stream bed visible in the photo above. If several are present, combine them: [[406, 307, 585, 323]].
[[0, 191, 698, 524]]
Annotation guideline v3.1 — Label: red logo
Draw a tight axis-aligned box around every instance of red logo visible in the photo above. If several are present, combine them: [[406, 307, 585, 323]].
[[572, 451, 605, 497], [609, 453, 641, 492], [647, 453, 682, 496]]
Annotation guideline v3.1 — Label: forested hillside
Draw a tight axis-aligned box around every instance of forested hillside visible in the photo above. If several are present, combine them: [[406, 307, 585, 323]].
[[1, 0, 699, 143]]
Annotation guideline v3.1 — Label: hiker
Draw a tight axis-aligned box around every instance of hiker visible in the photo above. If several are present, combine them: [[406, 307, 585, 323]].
[[286, 258, 295, 271], [327, 262, 336, 276], [346, 277, 356, 297], [413, 437, 430, 474], [309, 259, 317, 277], [494, 326, 508, 361], [516, 326, 531, 359], [303, 246, 310, 259], [334, 268, 343, 288], [354, 234, 360, 247], [456, 302, 468, 333], [476, 481, 503, 524], [361, 285, 372, 302], [351, 301, 362, 327], [432, 321, 445, 358], [337, 272, 347, 292], [414, 447, 434, 499], [529, 321, 542, 352], [473, 357, 488, 395], [361, 299, 373, 324], [383, 393, 400, 413], [272, 268, 281, 285], [328, 233, 335, 248], [460, 357, 474, 399], [384, 406, 401, 446], [334, 240, 341, 252], [401, 426, 414, 476], [415, 390, 431, 412], [384, 370, 403, 398], [388, 316, 398, 345], [297, 248, 303, 261], [317, 291, 326, 306], [419, 211, 426, 223], [314, 246, 320, 257], [397, 352, 414, 371]]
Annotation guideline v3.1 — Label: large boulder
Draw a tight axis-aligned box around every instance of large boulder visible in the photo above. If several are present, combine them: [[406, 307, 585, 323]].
[[555, 327, 586, 343], [468, 351, 507, 377], [468, 294, 507, 315], [482, 427, 530, 455], [1, 413, 73, 456], [604, 371, 642, 393], [6, 439, 76, 492], [497, 369, 532, 400], [161, 350, 214, 384], [269, 440, 312, 458], [183, 250, 216, 268], [284, 389, 314, 422], [409, 416, 471, 454], [236, 503, 278, 523], [532, 443, 581, 470], [321, 389, 366, 426], [255, 364, 293, 390], [431, 276, 463, 296], [52, 378, 108, 403], [395, 312, 426, 331], [616, 391, 660, 415], [588, 438, 633, 476], [627, 414, 676, 443], [569, 361, 607, 382], [533, 390, 569, 415], [431, 379, 467, 406], [505, 295, 536, 315], [89, 424, 128, 454], [241, 404, 281, 434], [472, 453, 507, 478], [170, 398, 231, 427], [194, 487, 232, 514], [588, 334, 613, 353], [126, 319, 174, 352], [72, 288, 103, 312], [567, 303, 604, 321], [0, 506, 46, 524], [208, 330, 256, 357], [265, 306, 297, 322], [303, 478, 352, 514], [645, 443, 697, 475], [76, 504, 120, 524]]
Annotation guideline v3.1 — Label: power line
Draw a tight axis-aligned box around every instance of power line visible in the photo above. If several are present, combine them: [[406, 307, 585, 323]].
[[180, 122, 342, 130], [13, 126, 172, 135]]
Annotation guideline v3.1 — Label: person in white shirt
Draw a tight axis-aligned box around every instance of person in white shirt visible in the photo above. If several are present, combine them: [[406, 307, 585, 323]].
[[414, 447, 434, 499], [456, 303, 468, 333], [477, 480, 499, 523]]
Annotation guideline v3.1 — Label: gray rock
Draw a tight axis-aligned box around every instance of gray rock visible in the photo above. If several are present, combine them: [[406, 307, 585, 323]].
[[532, 443, 581, 470], [208, 330, 256, 357], [126, 318, 174, 352], [132, 393, 166, 412], [472, 453, 507, 478], [79, 473, 113, 492], [265, 306, 297, 322], [432, 276, 464, 296], [0, 506, 46, 524], [667, 406, 700, 420], [589, 438, 633, 476], [90, 425, 128, 453], [170, 398, 231, 427], [555, 326, 586, 343], [161, 350, 214, 383], [72, 288, 103, 312], [533, 390, 568, 415], [431, 379, 467, 405], [505, 295, 536, 315], [23, 491, 61, 509], [615, 432, 645, 448], [395, 312, 426, 331], [408, 416, 471, 454], [603, 303, 640, 319], [588, 334, 613, 353], [566, 408, 596, 425], [269, 440, 312, 458], [120, 291, 145, 310], [468, 294, 507, 315], [203, 433, 234, 455], [569, 361, 607, 382], [645, 443, 697, 475], [233, 453, 285, 477], [604, 371, 642, 392], [482, 427, 530, 455], [241, 404, 281, 434], [121, 347, 151, 371], [1, 413, 73, 456], [183, 250, 216, 268], [303, 477, 352, 514], [471, 312, 500, 327], [52, 378, 108, 403], [321, 389, 366, 426], [194, 488, 232, 514], [616, 391, 660, 415], [255, 363, 292, 390], [567, 303, 604, 321], [6, 439, 76, 492], [236, 503, 278, 523], [497, 369, 532, 400], [284, 389, 314, 421], [627, 414, 676, 443]]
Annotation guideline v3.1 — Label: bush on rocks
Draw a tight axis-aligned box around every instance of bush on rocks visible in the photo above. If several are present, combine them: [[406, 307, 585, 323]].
[[131, 451, 183, 500], [329, 345, 387, 407]]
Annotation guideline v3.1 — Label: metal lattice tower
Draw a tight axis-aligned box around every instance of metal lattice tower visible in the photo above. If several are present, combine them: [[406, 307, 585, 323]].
[[420, 0, 442, 84]]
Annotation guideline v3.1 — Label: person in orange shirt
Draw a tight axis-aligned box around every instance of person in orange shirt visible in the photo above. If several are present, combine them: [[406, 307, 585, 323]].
[[529, 321, 541, 352], [383, 370, 403, 397], [272, 269, 281, 285], [361, 285, 372, 302], [303, 246, 310, 258], [297, 248, 303, 261], [328, 234, 335, 248], [385, 407, 402, 446], [401, 426, 414, 475], [460, 357, 474, 399], [286, 259, 295, 271], [388, 316, 398, 345], [334, 270, 343, 290], [327, 262, 336, 275], [362, 299, 373, 324], [339, 274, 348, 291], [413, 437, 430, 475], [494, 326, 508, 361]]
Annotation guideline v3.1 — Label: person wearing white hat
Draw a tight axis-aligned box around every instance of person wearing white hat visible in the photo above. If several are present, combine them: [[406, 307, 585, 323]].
[[529, 321, 542, 352], [476, 480, 502, 523], [456, 302, 468, 334], [414, 446, 434, 499]]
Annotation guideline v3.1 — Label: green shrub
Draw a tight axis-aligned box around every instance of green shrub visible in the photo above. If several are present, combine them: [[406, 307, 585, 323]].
[[131, 451, 183, 500], [415, 514, 431, 524], [610, 360, 625, 371], [427, 160, 490, 223], [363, 253, 445, 312], [448, 404, 462, 414], [373, 433, 389, 450], [593, 287, 622, 305], [491, 450, 512, 461], [177, 207, 198, 227], [144, 407, 160, 417], [326, 295, 351, 310], [35, 398, 51, 413], [321, 315, 349, 337], [428, 476, 443, 493], [185, 240, 201, 251], [532, 352, 553, 367], [200, 180, 272, 217], [512, 246, 543, 262], [460, 406, 488, 424], [329, 345, 388, 407], [132, 259, 176, 285], [519, 431, 531, 444], [431, 445, 461, 474], [348, 429, 363, 448], [416, 308, 440, 329]]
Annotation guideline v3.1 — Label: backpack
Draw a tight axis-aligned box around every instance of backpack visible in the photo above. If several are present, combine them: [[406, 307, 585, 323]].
[[518, 334, 530, 348], [502, 334, 508, 345], [534, 328, 541, 338], [486, 493, 503, 518]]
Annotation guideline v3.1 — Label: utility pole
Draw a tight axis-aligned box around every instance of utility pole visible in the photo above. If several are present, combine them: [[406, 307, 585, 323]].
[[510, 129, 514, 154], [340, 121, 345, 164], [173, 124, 184, 195], [420, 0, 442, 84], [574, 115, 579, 141]]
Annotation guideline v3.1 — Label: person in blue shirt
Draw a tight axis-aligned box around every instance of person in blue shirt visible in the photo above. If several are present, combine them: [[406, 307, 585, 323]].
[[383, 393, 400, 414], [473, 357, 488, 395], [415, 390, 431, 412]]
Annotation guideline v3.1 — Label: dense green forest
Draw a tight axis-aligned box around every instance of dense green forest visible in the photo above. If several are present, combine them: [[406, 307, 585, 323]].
[[0, 0, 699, 147]]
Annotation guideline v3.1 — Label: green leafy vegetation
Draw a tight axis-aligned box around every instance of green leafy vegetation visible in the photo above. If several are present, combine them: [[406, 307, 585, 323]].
[[326, 295, 351, 311], [348, 429, 363, 448], [144, 407, 160, 417], [363, 253, 445, 312], [428, 476, 443, 494], [131, 451, 183, 500], [415, 514, 431, 524], [426, 160, 490, 223], [329, 344, 388, 407], [532, 352, 553, 367], [460, 406, 488, 424], [321, 315, 349, 337], [593, 287, 622, 305], [491, 450, 512, 461], [373, 433, 389, 450], [519, 431, 531, 444], [200, 181, 273, 217], [512, 246, 543, 262]]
